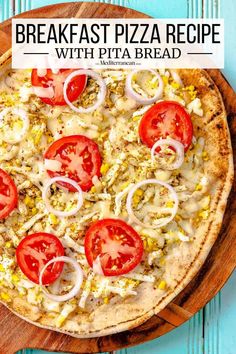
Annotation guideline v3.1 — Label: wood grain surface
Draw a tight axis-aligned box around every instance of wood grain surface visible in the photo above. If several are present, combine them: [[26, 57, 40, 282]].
[[0, 3, 235, 354]]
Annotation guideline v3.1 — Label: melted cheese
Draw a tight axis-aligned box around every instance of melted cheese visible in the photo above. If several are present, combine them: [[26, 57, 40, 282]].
[[0, 68, 210, 312]]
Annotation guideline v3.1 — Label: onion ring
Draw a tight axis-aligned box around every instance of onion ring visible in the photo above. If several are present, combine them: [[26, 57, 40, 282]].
[[151, 138, 184, 170], [126, 179, 178, 229], [0, 108, 29, 144], [42, 176, 83, 217], [125, 69, 163, 105], [63, 69, 106, 113], [39, 256, 83, 302]]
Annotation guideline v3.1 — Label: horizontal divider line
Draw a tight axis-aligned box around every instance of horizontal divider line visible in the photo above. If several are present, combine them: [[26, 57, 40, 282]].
[[187, 52, 213, 54]]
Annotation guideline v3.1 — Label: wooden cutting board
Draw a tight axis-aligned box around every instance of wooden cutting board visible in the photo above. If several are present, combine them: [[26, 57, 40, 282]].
[[0, 2, 235, 354]]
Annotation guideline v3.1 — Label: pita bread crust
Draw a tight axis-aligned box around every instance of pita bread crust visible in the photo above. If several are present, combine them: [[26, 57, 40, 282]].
[[0, 51, 233, 337]]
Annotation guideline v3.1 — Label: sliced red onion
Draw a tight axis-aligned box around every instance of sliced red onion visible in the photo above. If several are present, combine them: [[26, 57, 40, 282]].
[[151, 138, 184, 170], [42, 176, 83, 217], [170, 70, 183, 87], [126, 179, 179, 229], [39, 256, 83, 302], [92, 256, 104, 276], [125, 69, 163, 105], [0, 108, 29, 144], [63, 69, 106, 113]]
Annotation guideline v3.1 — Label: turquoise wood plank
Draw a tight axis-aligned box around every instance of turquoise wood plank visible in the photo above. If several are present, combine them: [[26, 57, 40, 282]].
[[118, 322, 190, 354], [219, 271, 236, 354], [188, 310, 204, 354], [0, 2, 3, 22], [220, 0, 236, 91], [189, 0, 203, 18], [204, 294, 221, 354]]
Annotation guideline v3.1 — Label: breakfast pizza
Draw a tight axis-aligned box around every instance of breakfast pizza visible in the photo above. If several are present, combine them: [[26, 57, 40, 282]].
[[0, 49, 233, 337]]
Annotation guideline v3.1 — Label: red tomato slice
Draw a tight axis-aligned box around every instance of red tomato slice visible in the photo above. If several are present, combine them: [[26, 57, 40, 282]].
[[139, 101, 193, 151], [0, 169, 18, 220], [16, 233, 65, 285], [44, 135, 102, 192], [84, 219, 143, 276], [31, 69, 87, 106]]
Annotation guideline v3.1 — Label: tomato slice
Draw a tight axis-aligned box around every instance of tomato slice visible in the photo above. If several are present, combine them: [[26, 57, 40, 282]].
[[44, 135, 102, 192], [84, 219, 143, 276], [31, 69, 87, 106], [16, 233, 65, 285], [0, 169, 18, 220], [139, 101, 193, 151]]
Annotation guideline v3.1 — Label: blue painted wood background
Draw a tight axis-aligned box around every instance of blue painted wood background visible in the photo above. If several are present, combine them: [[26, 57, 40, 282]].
[[0, 1, 235, 353]]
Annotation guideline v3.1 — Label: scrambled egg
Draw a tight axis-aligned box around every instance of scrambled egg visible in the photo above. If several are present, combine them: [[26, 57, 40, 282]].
[[0, 68, 210, 325]]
